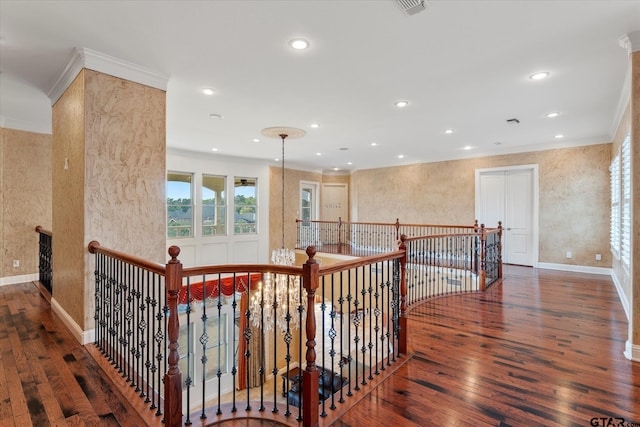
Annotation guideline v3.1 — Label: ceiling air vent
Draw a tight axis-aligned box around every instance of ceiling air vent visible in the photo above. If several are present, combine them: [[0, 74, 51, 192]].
[[396, 0, 428, 16]]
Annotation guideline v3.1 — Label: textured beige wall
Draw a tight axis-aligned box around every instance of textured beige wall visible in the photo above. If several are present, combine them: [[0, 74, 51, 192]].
[[0, 128, 52, 278], [83, 70, 166, 262], [269, 166, 322, 257], [352, 144, 611, 267], [52, 71, 86, 327], [52, 69, 166, 330]]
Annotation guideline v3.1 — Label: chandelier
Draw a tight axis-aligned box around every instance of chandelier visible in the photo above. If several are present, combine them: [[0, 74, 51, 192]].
[[250, 127, 307, 333]]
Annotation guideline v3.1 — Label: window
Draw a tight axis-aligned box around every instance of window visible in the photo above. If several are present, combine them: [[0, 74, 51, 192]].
[[202, 175, 226, 236], [167, 172, 193, 238], [610, 154, 620, 254], [234, 178, 257, 234], [621, 134, 631, 267]]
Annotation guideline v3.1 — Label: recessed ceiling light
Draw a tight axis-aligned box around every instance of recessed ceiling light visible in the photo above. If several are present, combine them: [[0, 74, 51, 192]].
[[555, 134, 564, 139], [274, 158, 280, 162], [315, 152, 322, 156], [252, 138, 260, 143], [209, 113, 223, 119], [202, 88, 216, 95], [289, 38, 309, 50], [463, 145, 473, 150], [529, 72, 550, 80], [394, 100, 409, 108], [211, 148, 219, 152], [370, 142, 377, 146], [333, 167, 340, 171], [347, 162, 353, 165], [398, 154, 405, 159], [310, 123, 319, 128], [444, 129, 454, 134], [546, 112, 560, 118]]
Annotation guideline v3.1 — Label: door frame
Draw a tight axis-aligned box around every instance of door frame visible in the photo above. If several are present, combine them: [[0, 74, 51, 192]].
[[474, 164, 539, 267]]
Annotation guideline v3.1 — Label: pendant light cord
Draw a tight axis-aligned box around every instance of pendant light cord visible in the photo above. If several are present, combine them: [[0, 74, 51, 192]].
[[280, 134, 287, 249]]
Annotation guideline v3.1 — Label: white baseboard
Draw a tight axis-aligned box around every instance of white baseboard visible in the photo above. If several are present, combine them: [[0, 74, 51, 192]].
[[624, 340, 640, 362], [610, 271, 630, 321], [0, 273, 39, 286], [51, 297, 95, 345], [537, 262, 612, 275]]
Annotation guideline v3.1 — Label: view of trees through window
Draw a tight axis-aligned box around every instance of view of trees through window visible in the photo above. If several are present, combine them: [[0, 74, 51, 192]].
[[167, 172, 193, 238], [234, 177, 257, 234], [167, 173, 257, 238]]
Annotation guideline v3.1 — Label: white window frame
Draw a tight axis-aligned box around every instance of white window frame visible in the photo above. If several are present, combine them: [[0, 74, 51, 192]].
[[610, 154, 621, 256], [167, 171, 194, 239], [621, 134, 631, 268]]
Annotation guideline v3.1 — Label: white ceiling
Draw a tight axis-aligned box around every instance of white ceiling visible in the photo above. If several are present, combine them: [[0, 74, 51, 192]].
[[1, 1, 638, 173]]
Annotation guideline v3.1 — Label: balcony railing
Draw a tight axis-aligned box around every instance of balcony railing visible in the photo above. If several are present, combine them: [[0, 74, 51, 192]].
[[296, 218, 484, 256], [35, 226, 53, 294], [70, 220, 500, 426]]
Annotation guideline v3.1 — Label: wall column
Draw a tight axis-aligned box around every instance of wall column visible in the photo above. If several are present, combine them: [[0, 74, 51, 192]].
[[50, 48, 169, 343], [620, 32, 640, 361]]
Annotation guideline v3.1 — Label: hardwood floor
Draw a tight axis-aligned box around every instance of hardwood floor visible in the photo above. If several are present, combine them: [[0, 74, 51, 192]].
[[0, 282, 145, 427], [1, 265, 638, 426], [334, 265, 640, 427]]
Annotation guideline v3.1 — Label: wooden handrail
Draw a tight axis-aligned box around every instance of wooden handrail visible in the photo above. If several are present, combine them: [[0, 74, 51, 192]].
[[403, 232, 482, 242], [318, 250, 405, 276], [182, 263, 302, 277], [35, 225, 52, 236], [296, 218, 481, 229], [87, 240, 166, 275]]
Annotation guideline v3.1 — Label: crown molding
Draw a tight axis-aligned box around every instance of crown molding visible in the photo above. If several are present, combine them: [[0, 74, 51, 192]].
[[619, 30, 640, 55], [47, 47, 170, 105], [0, 115, 52, 135]]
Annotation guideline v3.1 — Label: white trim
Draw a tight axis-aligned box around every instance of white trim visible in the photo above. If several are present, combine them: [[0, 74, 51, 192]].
[[0, 116, 52, 135], [48, 47, 170, 105], [51, 297, 95, 345], [0, 273, 39, 287], [624, 341, 640, 362], [619, 31, 640, 55], [610, 270, 631, 321], [475, 164, 539, 268], [537, 262, 612, 276]]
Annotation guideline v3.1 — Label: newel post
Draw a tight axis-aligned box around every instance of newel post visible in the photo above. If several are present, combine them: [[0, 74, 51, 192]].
[[497, 221, 503, 280], [398, 235, 408, 355], [302, 246, 320, 427], [479, 224, 487, 291], [164, 246, 183, 427]]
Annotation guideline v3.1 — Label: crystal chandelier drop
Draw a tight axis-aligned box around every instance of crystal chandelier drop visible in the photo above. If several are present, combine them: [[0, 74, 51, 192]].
[[250, 128, 306, 333]]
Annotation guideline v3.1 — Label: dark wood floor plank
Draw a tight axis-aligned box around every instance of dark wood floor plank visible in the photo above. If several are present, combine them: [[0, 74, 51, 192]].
[[335, 265, 640, 426]]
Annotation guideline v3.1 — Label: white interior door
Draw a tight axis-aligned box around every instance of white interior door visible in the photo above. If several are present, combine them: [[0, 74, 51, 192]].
[[476, 166, 537, 266], [321, 184, 348, 221]]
